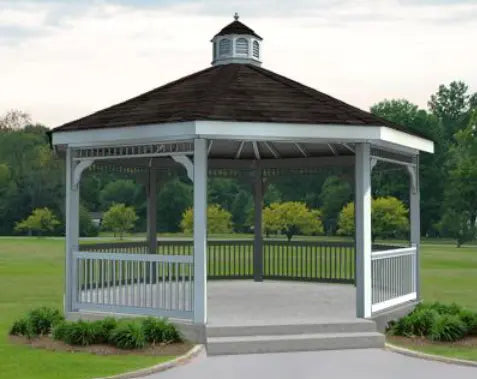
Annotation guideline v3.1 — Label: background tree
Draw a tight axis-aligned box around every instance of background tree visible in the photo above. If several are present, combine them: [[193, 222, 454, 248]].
[[79, 205, 99, 237], [102, 203, 138, 239], [157, 178, 192, 232], [263, 202, 323, 241], [319, 176, 352, 235], [337, 197, 409, 241], [0, 110, 31, 130], [15, 207, 60, 236], [180, 204, 233, 234]]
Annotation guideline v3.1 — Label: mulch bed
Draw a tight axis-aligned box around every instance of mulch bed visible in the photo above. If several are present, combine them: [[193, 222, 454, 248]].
[[387, 335, 477, 348], [9, 335, 193, 356]]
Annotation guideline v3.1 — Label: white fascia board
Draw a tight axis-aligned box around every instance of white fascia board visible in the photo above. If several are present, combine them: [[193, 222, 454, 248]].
[[196, 121, 434, 154], [379, 127, 434, 153], [52, 121, 196, 147]]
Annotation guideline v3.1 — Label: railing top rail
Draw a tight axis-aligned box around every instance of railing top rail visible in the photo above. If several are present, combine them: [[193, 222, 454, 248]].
[[74, 251, 193, 263], [264, 240, 354, 247], [371, 246, 416, 260], [79, 241, 148, 250]]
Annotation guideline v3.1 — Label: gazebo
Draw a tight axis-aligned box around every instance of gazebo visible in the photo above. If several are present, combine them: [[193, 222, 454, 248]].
[[50, 16, 434, 351]]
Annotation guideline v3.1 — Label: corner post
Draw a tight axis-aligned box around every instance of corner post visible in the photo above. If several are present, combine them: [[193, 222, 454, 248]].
[[253, 166, 264, 282], [146, 168, 158, 254], [193, 139, 208, 324], [409, 156, 420, 299], [65, 147, 80, 313], [355, 143, 372, 318]]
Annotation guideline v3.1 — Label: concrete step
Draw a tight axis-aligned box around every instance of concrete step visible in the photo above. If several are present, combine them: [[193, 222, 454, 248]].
[[207, 320, 377, 338], [206, 331, 385, 356]]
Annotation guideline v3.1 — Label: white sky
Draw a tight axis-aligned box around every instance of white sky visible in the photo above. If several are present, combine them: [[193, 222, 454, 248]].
[[0, 0, 476, 128]]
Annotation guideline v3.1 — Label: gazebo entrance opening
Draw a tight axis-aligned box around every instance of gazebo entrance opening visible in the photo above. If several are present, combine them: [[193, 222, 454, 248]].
[[68, 138, 420, 327]]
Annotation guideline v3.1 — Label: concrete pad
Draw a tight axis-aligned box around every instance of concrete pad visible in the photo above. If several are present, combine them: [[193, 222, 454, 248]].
[[208, 280, 357, 325]]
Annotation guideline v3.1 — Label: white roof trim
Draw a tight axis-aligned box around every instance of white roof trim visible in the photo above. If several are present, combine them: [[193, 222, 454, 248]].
[[51, 120, 434, 154]]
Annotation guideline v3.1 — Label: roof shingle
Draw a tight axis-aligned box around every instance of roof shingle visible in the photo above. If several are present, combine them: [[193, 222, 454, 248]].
[[52, 64, 423, 138]]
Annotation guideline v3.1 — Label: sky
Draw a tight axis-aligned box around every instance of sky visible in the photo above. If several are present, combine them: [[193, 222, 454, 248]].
[[0, 0, 476, 128]]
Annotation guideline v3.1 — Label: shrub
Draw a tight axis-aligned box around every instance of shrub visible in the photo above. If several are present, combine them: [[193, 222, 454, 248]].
[[393, 308, 438, 337], [26, 307, 63, 336], [60, 320, 101, 346], [52, 321, 71, 341], [92, 317, 118, 343], [9, 318, 29, 336], [161, 323, 181, 343], [459, 310, 477, 335], [429, 315, 467, 342], [142, 317, 181, 344], [427, 302, 462, 316], [109, 321, 145, 349]]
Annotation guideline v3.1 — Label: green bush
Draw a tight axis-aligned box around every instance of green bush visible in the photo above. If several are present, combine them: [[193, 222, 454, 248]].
[[26, 307, 63, 336], [429, 314, 468, 342], [92, 317, 118, 343], [459, 310, 477, 335], [9, 318, 29, 336], [391, 308, 438, 337], [427, 302, 462, 316], [142, 317, 181, 344], [52, 321, 71, 341], [109, 321, 145, 349], [62, 320, 102, 346]]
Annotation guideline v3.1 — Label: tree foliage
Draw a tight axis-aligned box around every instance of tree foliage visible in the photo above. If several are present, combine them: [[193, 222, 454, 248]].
[[180, 204, 233, 234], [337, 197, 409, 240], [15, 207, 60, 236], [102, 203, 138, 239], [263, 202, 323, 241]]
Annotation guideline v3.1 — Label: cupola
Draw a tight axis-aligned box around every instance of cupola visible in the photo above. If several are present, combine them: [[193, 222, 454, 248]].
[[211, 13, 262, 66]]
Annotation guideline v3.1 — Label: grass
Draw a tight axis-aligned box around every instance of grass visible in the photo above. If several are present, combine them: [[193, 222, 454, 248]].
[[1, 236, 477, 374], [0, 238, 176, 379], [387, 336, 477, 362]]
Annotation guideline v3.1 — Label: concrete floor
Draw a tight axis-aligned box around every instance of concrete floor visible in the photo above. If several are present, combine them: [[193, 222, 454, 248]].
[[208, 280, 357, 325], [142, 349, 477, 379]]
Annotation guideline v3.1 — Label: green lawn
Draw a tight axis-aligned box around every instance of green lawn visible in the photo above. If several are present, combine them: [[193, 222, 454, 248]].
[[1, 236, 477, 375], [0, 238, 175, 379]]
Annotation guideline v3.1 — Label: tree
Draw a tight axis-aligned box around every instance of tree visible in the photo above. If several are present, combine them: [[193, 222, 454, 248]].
[[15, 207, 60, 236], [102, 203, 138, 239], [99, 179, 141, 210], [0, 110, 31, 130], [263, 202, 323, 241], [337, 197, 409, 241], [180, 204, 233, 234], [319, 176, 352, 235], [157, 178, 192, 232], [428, 81, 476, 139], [79, 205, 99, 237], [438, 110, 477, 246], [438, 209, 475, 248], [371, 99, 445, 236]]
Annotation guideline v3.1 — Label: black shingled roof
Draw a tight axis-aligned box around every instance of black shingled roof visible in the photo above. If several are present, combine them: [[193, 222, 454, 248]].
[[214, 20, 262, 40], [52, 64, 423, 138]]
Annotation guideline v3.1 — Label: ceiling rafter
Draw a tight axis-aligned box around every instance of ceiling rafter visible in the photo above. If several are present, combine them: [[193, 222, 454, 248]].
[[263, 141, 280, 158], [328, 144, 338, 156], [235, 141, 245, 159], [252, 141, 261, 160], [295, 143, 308, 157]]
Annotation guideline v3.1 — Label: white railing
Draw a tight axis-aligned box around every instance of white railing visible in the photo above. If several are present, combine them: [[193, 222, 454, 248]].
[[73, 251, 194, 319], [371, 246, 417, 313]]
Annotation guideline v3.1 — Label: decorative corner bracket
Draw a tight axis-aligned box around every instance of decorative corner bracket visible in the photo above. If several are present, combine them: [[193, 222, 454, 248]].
[[172, 155, 194, 181], [370, 157, 378, 171], [406, 165, 418, 194], [72, 159, 94, 190]]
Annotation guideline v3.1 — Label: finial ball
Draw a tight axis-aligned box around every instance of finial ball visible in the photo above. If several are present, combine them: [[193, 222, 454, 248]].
[[234, 12, 239, 21]]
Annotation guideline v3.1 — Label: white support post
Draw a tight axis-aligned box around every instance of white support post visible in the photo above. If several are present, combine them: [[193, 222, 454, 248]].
[[409, 156, 420, 299], [146, 168, 158, 254], [193, 139, 208, 324], [65, 147, 80, 313], [355, 143, 372, 318], [253, 166, 264, 282]]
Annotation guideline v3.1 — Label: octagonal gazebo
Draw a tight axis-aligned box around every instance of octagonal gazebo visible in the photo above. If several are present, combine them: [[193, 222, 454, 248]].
[[50, 16, 433, 344]]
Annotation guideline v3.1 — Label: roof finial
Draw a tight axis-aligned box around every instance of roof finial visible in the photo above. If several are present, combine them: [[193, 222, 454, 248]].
[[234, 12, 239, 21]]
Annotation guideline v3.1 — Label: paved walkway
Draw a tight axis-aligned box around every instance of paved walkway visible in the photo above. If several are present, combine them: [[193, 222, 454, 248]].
[[141, 349, 476, 379]]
